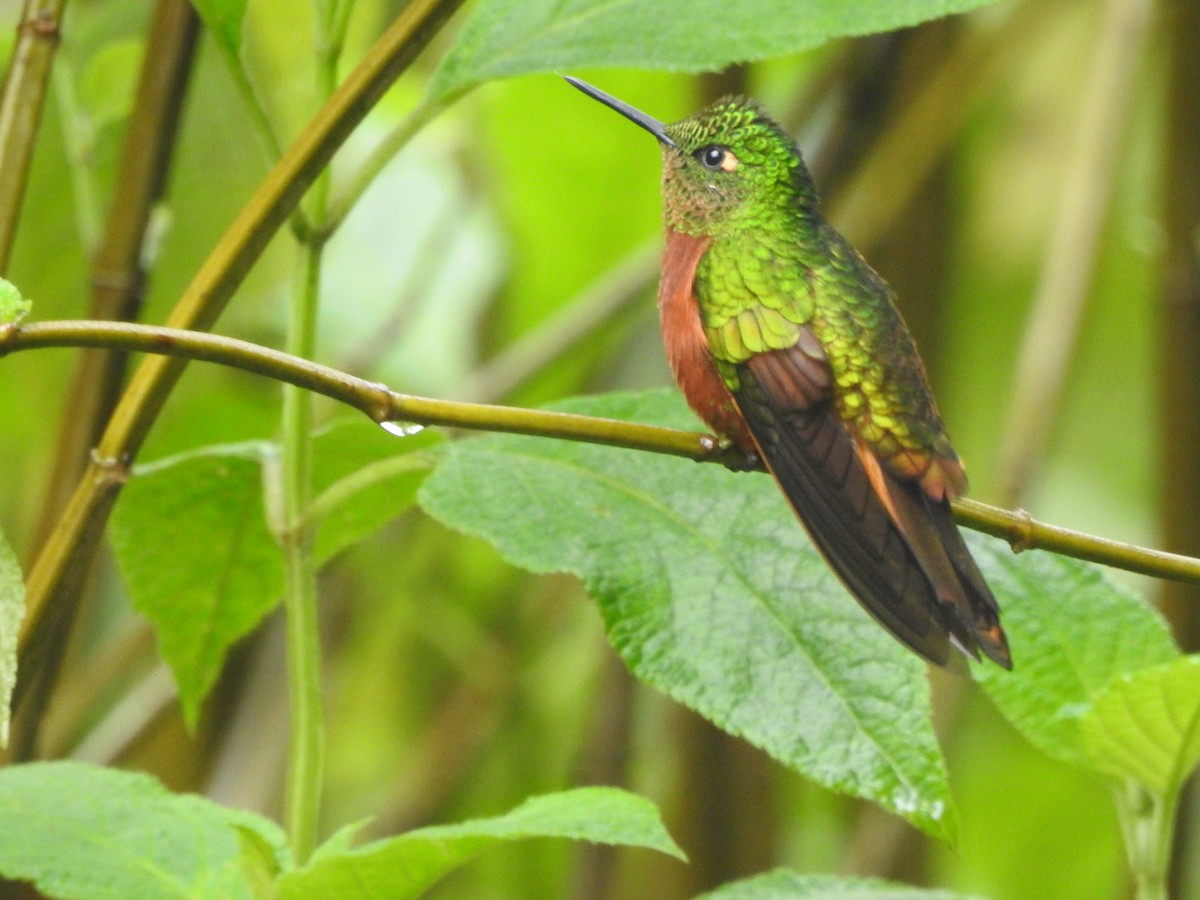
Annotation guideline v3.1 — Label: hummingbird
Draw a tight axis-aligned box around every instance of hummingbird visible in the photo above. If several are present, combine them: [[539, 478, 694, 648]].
[[565, 76, 1011, 670]]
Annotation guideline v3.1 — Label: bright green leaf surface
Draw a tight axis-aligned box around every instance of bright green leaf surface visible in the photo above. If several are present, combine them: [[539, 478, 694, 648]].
[[973, 542, 1177, 769], [0, 277, 30, 324], [698, 868, 981, 899], [419, 390, 956, 840], [429, 0, 1007, 101], [0, 528, 23, 746], [276, 787, 683, 898], [110, 443, 281, 728], [1081, 656, 1200, 798], [0, 761, 286, 900]]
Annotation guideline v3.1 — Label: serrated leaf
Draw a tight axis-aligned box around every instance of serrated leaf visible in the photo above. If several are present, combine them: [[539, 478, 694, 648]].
[[276, 787, 683, 899], [697, 869, 982, 899], [0, 527, 23, 746], [0, 761, 287, 900], [0, 276, 31, 324], [429, 0, 1007, 101], [1081, 656, 1200, 798], [110, 443, 281, 728], [419, 390, 956, 841], [190, 0, 248, 59], [972, 543, 1177, 769]]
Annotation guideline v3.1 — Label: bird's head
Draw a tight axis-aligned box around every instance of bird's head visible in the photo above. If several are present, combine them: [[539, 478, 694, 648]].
[[565, 77, 815, 239]]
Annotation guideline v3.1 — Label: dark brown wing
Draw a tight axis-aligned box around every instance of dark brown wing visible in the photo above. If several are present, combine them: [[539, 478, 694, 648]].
[[734, 341, 1012, 669]]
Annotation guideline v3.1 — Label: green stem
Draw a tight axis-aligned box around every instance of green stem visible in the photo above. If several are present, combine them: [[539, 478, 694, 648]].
[[277, 0, 350, 863], [6, 319, 1200, 589], [279, 237, 324, 862], [1115, 780, 1175, 900]]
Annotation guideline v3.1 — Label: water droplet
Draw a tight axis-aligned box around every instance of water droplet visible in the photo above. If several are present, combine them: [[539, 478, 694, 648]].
[[380, 420, 425, 437], [890, 787, 919, 815]]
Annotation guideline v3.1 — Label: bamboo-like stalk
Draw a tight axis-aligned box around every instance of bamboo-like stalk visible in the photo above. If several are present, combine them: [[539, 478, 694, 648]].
[[1158, 0, 1200, 651], [31, 0, 199, 552], [11, 0, 466, 748], [0, 0, 67, 271], [4, 318, 1200, 588], [1160, 0, 1200, 895]]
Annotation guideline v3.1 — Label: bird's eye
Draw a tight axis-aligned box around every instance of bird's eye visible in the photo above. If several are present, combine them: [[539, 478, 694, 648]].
[[695, 145, 737, 172]]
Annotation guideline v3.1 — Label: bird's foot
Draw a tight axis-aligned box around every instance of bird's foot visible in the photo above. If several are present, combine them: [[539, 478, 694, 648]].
[[699, 434, 762, 472]]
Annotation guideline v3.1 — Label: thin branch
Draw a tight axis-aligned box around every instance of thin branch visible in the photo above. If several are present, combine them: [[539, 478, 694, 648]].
[[5, 318, 1200, 587], [952, 498, 1200, 583], [0, 320, 723, 462]]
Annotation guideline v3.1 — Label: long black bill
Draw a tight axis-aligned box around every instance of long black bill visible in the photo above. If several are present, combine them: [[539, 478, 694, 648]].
[[563, 76, 676, 147]]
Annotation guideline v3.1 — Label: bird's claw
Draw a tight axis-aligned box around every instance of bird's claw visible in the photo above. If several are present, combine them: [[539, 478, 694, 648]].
[[723, 448, 762, 472], [699, 434, 762, 472]]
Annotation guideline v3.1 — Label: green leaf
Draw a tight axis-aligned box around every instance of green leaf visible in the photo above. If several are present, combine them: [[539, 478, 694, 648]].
[[81, 38, 144, 130], [419, 390, 956, 841], [429, 0, 1007, 101], [1081, 656, 1200, 798], [110, 429, 437, 727], [0, 761, 287, 900], [276, 787, 683, 898], [110, 442, 281, 729], [236, 826, 286, 900], [311, 419, 441, 566], [0, 527, 23, 746], [189, 0, 248, 58], [0, 276, 31, 324], [697, 869, 982, 899], [972, 543, 1178, 769]]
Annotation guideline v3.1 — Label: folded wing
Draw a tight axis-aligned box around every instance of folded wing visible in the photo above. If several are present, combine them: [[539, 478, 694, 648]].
[[734, 338, 1012, 669]]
